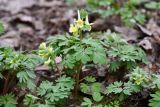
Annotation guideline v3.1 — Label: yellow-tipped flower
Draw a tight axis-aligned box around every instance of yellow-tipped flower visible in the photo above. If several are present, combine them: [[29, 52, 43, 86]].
[[39, 42, 46, 49], [48, 47, 53, 53], [85, 16, 90, 25], [76, 19, 84, 28], [69, 24, 78, 33], [44, 57, 51, 65], [38, 51, 48, 58], [77, 10, 81, 20], [133, 76, 144, 85], [85, 16, 93, 31], [69, 10, 93, 34]]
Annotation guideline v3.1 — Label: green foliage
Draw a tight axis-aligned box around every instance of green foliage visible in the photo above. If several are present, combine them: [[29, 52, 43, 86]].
[[92, 91, 103, 102], [80, 76, 104, 106], [0, 93, 17, 107], [147, 75, 160, 107], [129, 67, 150, 85], [80, 76, 97, 93], [0, 22, 4, 34], [81, 97, 93, 107], [47, 31, 147, 73], [128, 67, 160, 90], [81, 76, 100, 90], [38, 42, 55, 66], [23, 94, 39, 106], [106, 81, 141, 102], [81, 83, 89, 93], [104, 100, 120, 107], [79, 9, 89, 19], [24, 75, 74, 107], [86, 0, 114, 9], [81, 97, 120, 107], [101, 32, 127, 46], [149, 91, 160, 107], [145, 2, 160, 9], [107, 81, 123, 94], [47, 35, 107, 69], [44, 12, 147, 82], [81, 76, 103, 102], [37, 75, 74, 102], [108, 45, 143, 70], [101, 33, 147, 72], [85, 76, 96, 82], [42, 11, 149, 107], [24, 94, 55, 107], [106, 81, 140, 95], [92, 82, 101, 93], [0, 10, 151, 107], [46, 10, 107, 70], [86, 0, 145, 26], [0, 47, 38, 90], [152, 75, 160, 89]]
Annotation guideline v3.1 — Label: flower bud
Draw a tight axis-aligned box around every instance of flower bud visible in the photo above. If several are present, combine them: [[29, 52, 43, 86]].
[[39, 42, 46, 49]]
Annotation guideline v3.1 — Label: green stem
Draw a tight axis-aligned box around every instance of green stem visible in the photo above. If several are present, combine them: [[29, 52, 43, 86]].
[[74, 29, 83, 99], [79, 30, 83, 43]]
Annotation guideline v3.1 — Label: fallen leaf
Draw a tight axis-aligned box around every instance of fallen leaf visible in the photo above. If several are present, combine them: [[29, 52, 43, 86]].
[[114, 26, 140, 42], [136, 23, 152, 36], [0, 0, 36, 14], [0, 31, 20, 48]]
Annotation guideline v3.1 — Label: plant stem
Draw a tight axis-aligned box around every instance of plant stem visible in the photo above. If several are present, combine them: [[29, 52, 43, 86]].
[[75, 64, 82, 98], [74, 28, 83, 99], [54, 60, 61, 74], [3, 72, 11, 94], [79, 77, 85, 83], [7, 74, 15, 93], [80, 34, 82, 42], [79, 30, 83, 43]]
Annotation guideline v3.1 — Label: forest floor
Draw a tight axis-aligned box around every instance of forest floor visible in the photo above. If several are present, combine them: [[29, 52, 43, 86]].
[[0, 0, 160, 107]]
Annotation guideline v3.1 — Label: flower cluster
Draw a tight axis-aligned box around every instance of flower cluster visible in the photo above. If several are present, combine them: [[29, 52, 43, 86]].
[[129, 67, 149, 85], [38, 42, 54, 65], [69, 10, 92, 35]]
